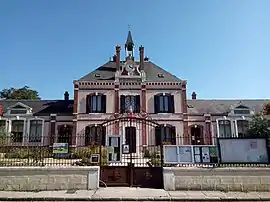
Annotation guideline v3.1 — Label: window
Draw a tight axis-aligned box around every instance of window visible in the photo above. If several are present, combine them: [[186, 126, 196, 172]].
[[86, 94, 106, 113], [120, 95, 140, 113], [218, 120, 232, 138], [236, 120, 249, 137], [0, 120, 7, 145], [11, 120, 24, 143], [155, 125, 176, 145], [58, 125, 72, 144], [233, 105, 250, 115], [85, 125, 106, 146], [29, 120, 43, 142], [10, 109, 27, 114], [154, 94, 174, 113]]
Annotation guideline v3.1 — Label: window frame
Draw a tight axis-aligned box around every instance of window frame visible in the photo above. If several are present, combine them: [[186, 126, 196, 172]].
[[120, 94, 140, 113], [10, 118, 26, 144], [154, 93, 175, 113], [57, 124, 73, 145], [86, 93, 106, 113], [235, 118, 250, 138], [28, 118, 44, 143], [85, 125, 106, 146], [216, 119, 233, 138], [155, 124, 176, 146]]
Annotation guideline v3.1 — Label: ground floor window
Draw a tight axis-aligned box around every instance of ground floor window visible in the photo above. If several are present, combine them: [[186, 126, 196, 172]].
[[29, 120, 43, 142], [58, 125, 72, 144], [11, 120, 24, 143], [155, 125, 176, 145], [236, 120, 249, 137], [218, 120, 232, 138], [85, 125, 106, 146]]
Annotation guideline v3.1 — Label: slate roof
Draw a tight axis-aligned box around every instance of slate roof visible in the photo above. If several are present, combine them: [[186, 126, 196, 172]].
[[187, 99, 269, 115], [0, 100, 73, 116], [78, 61, 182, 82]]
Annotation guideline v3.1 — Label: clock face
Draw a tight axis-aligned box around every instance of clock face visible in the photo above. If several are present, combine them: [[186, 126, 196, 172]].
[[126, 64, 134, 72]]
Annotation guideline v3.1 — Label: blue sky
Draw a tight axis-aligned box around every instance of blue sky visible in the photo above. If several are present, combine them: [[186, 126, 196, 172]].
[[0, 0, 270, 100]]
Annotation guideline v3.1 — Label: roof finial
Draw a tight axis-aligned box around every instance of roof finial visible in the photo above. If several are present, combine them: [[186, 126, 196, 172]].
[[128, 24, 131, 31]]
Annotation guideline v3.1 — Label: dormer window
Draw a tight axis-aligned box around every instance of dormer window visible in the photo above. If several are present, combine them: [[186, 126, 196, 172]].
[[233, 105, 250, 115], [94, 73, 100, 78], [7, 102, 32, 115], [157, 73, 164, 78], [10, 109, 27, 115]]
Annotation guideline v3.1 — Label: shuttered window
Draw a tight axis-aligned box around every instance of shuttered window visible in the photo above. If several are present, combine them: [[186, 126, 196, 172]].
[[86, 94, 106, 113], [154, 94, 175, 113], [155, 125, 176, 145], [120, 95, 140, 113], [85, 125, 106, 146]]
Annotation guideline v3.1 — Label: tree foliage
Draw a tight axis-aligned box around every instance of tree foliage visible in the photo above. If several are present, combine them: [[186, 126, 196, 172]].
[[0, 86, 40, 100], [247, 115, 270, 137], [0, 125, 7, 146], [263, 102, 270, 115]]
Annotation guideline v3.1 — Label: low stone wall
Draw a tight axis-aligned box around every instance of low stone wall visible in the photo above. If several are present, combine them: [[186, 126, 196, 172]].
[[163, 167, 270, 192], [0, 166, 99, 191]]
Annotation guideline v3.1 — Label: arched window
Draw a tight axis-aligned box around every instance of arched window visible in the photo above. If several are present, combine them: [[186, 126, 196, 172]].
[[11, 119, 25, 143], [57, 125, 73, 145], [217, 120, 232, 138], [155, 124, 176, 145], [154, 93, 175, 113], [120, 95, 140, 113], [29, 119, 44, 143], [86, 93, 106, 113], [85, 125, 106, 146]]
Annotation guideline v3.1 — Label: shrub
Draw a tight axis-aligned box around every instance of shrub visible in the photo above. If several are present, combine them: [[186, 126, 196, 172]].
[[72, 146, 108, 166], [4, 147, 53, 160]]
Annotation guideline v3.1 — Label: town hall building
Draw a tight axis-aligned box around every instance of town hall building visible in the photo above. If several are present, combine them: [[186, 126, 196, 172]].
[[0, 31, 268, 151]]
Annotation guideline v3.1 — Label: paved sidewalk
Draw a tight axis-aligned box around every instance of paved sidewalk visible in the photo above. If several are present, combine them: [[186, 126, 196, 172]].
[[0, 187, 270, 201]]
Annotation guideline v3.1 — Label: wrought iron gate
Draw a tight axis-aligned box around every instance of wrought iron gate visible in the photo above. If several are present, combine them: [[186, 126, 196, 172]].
[[98, 115, 163, 189]]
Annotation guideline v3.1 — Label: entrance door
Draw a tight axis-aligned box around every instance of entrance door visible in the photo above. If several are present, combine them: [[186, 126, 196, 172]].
[[125, 126, 136, 153], [191, 126, 204, 145]]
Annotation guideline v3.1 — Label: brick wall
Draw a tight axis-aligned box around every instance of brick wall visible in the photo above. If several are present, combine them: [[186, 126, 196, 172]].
[[0, 166, 99, 191], [164, 167, 270, 192]]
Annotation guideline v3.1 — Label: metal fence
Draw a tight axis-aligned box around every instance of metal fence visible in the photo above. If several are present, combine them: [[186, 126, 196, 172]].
[[0, 133, 269, 167]]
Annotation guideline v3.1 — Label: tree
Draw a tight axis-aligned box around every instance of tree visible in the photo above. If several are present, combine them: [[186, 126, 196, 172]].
[[246, 115, 270, 137], [263, 102, 270, 115], [0, 125, 8, 146], [0, 86, 40, 100]]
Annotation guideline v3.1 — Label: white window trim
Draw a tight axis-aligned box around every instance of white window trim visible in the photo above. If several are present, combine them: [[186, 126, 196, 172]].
[[27, 117, 44, 145], [216, 118, 234, 138], [234, 117, 251, 137], [10, 117, 27, 145]]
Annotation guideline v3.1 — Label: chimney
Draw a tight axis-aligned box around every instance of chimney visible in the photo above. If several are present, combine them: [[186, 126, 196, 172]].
[[116, 45, 121, 71], [139, 46, 144, 70], [192, 92, 197, 100], [64, 91, 69, 100], [112, 55, 117, 62], [0, 104, 3, 116]]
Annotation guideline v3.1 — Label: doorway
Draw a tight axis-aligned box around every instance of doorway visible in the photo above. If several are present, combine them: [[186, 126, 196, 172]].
[[190, 125, 204, 145], [125, 126, 136, 153]]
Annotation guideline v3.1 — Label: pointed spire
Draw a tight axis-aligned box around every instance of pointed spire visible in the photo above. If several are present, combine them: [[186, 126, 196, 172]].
[[125, 30, 134, 48]]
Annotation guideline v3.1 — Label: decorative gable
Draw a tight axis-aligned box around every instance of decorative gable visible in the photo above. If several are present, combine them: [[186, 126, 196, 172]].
[[6, 102, 32, 115], [228, 101, 254, 116]]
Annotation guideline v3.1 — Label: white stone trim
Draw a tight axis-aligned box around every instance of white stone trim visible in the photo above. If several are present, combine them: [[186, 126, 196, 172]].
[[216, 117, 234, 138], [27, 117, 44, 144]]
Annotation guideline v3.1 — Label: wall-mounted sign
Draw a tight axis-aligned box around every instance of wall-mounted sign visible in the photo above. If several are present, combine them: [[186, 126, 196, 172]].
[[53, 143, 68, 154], [218, 138, 268, 163], [90, 154, 100, 163], [122, 144, 130, 154], [107, 136, 121, 163]]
